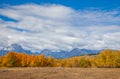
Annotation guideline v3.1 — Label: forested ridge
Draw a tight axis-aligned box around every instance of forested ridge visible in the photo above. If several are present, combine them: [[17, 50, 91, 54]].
[[0, 49, 120, 68]]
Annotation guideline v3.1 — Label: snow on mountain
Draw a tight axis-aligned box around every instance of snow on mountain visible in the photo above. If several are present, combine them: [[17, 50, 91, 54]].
[[0, 44, 33, 56], [0, 44, 100, 58], [40, 48, 99, 58]]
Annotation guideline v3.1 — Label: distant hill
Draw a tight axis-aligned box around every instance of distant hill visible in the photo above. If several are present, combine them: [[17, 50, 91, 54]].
[[41, 48, 99, 58], [0, 44, 33, 56], [0, 44, 100, 58]]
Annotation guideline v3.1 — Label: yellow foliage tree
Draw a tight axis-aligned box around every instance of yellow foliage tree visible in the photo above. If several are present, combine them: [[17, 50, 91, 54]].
[[2, 52, 18, 67], [21, 53, 28, 67], [38, 54, 47, 67], [0, 49, 120, 68], [0, 56, 3, 67]]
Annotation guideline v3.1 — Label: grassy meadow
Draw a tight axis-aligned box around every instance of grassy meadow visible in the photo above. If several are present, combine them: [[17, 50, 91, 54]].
[[0, 67, 120, 79]]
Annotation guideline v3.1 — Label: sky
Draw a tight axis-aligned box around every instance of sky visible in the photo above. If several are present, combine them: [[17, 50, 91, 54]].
[[0, 0, 120, 52]]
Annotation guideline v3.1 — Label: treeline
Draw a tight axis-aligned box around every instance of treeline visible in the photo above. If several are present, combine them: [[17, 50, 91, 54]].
[[0, 49, 120, 68]]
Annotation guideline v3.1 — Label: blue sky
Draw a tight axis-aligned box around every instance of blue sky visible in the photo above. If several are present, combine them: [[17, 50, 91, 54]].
[[1, 0, 120, 10], [0, 0, 120, 51], [1, 0, 120, 22]]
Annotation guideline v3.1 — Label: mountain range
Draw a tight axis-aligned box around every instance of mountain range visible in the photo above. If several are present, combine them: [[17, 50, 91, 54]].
[[0, 44, 100, 58]]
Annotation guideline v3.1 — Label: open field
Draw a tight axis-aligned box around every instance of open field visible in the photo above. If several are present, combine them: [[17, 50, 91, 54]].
[[0, 67, 120, 79]]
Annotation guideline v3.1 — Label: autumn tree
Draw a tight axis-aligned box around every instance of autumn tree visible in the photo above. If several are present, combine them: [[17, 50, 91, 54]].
[[112, 50, 120, 67], [21, 53, 28, 67], [95, 49, 120, 68], [28, 54, 36, 67], [37, 54, 47, 67], [0, 49, 120, 68], [0, 56, 3, 67], [47, 56, 55, 67], [78, 57, 91, 67], [89, 57, 96, 67], [29, 56, 40, 67], [2, 52, 18, 67]]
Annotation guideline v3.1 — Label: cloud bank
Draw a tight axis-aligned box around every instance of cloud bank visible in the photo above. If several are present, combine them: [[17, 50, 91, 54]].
[[0, 4, 120, 52]]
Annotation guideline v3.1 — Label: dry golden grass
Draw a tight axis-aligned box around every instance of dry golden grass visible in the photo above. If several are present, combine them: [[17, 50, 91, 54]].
[[0, 67, 120, 79]]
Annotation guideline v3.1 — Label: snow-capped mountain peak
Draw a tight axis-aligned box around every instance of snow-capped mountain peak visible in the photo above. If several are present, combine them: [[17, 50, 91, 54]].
[[3, 44, 23, 51], [0, 44, 100, 58]]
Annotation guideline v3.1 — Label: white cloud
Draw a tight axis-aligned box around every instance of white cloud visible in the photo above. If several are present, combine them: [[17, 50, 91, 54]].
[[0, 4, 120, 51], [103, 32, 120, 49]]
